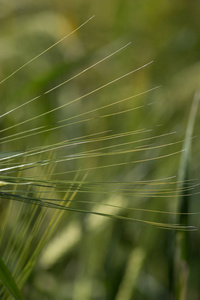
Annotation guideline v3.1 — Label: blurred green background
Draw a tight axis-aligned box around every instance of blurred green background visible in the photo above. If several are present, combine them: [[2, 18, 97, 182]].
[[0, 0, 200, 299]]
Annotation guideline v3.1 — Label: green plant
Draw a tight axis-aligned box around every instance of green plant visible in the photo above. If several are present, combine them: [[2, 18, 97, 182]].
[[0, 3, 199, 299]]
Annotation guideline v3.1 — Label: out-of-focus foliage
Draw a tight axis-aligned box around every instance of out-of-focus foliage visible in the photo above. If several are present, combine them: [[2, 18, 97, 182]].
[[0, 0, 200, 299]]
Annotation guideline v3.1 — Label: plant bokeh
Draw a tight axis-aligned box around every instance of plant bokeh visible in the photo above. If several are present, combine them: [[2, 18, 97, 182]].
[[0, 1, 200, 299]]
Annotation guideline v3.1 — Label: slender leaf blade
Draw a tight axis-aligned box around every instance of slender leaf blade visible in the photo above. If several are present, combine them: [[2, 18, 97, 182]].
[[0, 256, 24, 300]]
